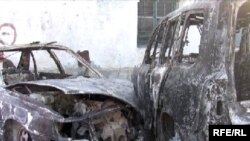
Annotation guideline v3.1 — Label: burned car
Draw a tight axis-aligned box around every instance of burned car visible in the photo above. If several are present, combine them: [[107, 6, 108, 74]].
[[0, 42, 143, 141], [132, 0, 250, 141]]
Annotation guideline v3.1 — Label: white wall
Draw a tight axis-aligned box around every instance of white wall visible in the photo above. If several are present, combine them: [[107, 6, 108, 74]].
[[0, 0, 141, 70], [178, 0, 196, 8]]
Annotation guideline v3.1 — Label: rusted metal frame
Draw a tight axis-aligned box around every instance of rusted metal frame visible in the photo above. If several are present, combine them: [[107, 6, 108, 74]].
[[30, 51, 38, 79], [48, 49, 66, 75]]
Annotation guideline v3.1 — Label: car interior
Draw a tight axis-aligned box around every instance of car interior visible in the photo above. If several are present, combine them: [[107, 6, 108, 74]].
[[1, 49, 79, 85]]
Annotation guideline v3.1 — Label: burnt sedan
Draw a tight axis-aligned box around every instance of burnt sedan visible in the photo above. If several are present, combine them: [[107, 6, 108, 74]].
[[0, 42, 143, 141], [132, 0, 250, 141]]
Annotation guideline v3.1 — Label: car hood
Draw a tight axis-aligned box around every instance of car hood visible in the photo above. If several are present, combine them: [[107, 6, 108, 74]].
[[7, 76, 139, 110]]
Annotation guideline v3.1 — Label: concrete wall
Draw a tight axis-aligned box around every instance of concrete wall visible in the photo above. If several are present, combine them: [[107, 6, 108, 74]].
[[178, 0, 197, 8], [0, 0, 142, 76]]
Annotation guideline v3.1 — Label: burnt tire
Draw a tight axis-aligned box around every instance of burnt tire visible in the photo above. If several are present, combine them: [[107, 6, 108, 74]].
[[3, 120, 33, 141]]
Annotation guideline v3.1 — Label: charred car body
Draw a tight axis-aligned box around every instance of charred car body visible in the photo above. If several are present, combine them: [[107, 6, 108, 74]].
[[0, 42, 143, 141], [132, 0, 250, 141]]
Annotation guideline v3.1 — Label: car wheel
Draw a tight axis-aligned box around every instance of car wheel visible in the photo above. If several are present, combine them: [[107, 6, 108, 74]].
[[3, 120, 33, 141]]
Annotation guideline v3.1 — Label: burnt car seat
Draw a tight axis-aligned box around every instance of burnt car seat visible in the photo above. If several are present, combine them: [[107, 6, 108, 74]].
[[2, 60, 35, 85]]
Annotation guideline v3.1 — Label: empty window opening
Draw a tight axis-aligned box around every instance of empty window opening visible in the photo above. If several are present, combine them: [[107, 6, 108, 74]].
[[178, 13, 204, 64], [31, 50, 60, 74]]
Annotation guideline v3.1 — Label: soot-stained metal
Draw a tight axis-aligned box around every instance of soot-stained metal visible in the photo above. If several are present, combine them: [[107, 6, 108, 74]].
[[132, 0, 250, 141], [0, 42, 144, 141]]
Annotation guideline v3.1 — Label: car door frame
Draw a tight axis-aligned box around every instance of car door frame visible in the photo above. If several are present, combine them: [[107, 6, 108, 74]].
[[155, 9, 209, 141], [135, 23, 167, 129], [149, 14, 182, 134]]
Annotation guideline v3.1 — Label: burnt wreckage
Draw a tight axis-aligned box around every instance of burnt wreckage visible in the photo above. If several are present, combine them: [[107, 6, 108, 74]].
[[132, 0, 250, 141], [0, 42, 143, 141]]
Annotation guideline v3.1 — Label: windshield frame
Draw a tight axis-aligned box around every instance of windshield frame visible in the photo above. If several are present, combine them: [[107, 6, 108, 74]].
[[0, 43, 103, 81]]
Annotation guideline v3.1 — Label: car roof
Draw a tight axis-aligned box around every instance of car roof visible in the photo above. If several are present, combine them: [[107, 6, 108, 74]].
[[162, 1, 215, 20], [0, 41, 69, 52], [164, 0, 250, 20]]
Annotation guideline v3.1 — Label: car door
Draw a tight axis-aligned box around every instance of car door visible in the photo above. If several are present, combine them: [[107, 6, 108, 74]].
[[156, 10, 206, 141], [150, 15, 181, 114], [134, 23, 165, 128]]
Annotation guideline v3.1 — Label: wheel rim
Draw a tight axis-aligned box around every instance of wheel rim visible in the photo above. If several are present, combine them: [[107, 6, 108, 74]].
[[18, 128, 32, 141]]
